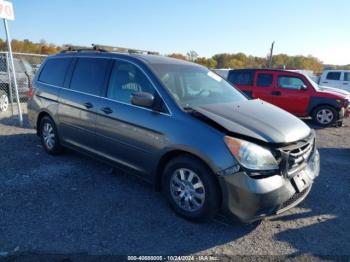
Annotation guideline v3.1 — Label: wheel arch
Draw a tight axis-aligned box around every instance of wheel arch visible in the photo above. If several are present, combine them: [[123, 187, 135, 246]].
[[36, 110, 55, 135], [0, 82, 9, 92], [153, 149, 222, 197], [307, 97, 341, 116], [310, 103, 338, 114]]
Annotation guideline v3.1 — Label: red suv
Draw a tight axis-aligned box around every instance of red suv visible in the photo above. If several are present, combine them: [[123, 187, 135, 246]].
[[226, 69, 350, 126]]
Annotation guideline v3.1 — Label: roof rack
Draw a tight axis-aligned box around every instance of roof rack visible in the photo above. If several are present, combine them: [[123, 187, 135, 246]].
[[92, 44, 159, 55], [60, 45, 108, 53], [60, 44, 160, 55]]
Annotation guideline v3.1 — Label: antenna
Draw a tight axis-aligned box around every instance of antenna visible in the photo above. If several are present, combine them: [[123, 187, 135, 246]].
[[268, 41, 275, 68]]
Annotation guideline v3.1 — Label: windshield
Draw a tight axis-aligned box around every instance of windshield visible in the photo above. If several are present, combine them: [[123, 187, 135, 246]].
[[150, 63, 246, 108], [304, 74, 321, 90]]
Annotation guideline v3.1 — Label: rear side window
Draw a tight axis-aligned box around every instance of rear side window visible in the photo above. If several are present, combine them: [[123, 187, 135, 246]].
[[256, 73, 273, 87], [70, 58, 109, 95], [278, 76, 305, 90], [39, 58, 71, 87], [326, 72, 341, 80], [344, 72, 350, 81], [228, 71, 253, 85]]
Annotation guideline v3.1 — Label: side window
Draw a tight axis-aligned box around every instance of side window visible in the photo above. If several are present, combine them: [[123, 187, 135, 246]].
[[344, 72, 350, 82], [278, 76, 305, 90], [70, 58, 109, 95], [39, 58, 71, 87], [107, 61, 155, 104], [326, 72, 341, 80], [229, 72, 253, 85], [256, 73, 273, 87]]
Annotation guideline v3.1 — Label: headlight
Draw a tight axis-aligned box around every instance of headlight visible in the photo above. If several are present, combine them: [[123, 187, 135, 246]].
[[224, 136, 279, 171]]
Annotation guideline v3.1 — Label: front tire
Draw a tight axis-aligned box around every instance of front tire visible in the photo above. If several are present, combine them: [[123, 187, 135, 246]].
[[312, 105, 337, 126], [39, 116, 63, 155], [162, 155, 220, 222], [0, 90, 9, 112]]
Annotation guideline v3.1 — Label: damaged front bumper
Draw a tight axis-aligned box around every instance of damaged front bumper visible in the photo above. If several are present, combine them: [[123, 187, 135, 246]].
[[218, 149, 320, 223]]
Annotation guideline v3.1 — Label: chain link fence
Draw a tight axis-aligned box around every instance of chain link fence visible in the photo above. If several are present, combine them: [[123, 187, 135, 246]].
[[0, 52, 47, 116]]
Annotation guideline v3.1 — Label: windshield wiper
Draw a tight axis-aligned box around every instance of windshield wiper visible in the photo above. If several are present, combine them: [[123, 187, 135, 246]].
[[183, 105, 198, 113], [183, 106, 194, 111]]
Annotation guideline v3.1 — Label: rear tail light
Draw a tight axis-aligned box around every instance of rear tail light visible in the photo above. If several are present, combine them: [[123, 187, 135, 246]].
[[28, 85, 33, 98]]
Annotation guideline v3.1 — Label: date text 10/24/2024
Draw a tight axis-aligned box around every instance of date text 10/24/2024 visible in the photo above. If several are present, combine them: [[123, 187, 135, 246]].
[[127, 255, 219, 261]]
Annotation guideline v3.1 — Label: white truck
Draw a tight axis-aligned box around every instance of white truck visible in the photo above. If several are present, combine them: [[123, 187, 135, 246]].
[[319, 70, 350, 92]]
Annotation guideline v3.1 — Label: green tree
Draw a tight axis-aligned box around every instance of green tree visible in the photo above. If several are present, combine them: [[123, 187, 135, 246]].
[[187, 50, 199, 62], [194, 57, 217, 68], [167, 53, 187, 60]]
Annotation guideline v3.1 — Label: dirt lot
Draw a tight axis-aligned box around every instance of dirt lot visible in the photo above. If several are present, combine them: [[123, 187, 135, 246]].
[[0, 112, 349, 260]]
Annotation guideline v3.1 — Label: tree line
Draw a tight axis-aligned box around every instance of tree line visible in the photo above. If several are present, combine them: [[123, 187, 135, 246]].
[[169, 51, 350, 74], [0, 38, 348, 73]]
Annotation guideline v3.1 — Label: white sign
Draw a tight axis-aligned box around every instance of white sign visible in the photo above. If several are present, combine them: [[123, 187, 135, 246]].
[[0, 0, 14, 20]]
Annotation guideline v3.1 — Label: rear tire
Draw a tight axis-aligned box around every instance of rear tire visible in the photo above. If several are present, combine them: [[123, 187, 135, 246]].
[[312, 105, 337, 127], [39, 116, 63, 155], [0, 90, 9, 112], [162, 155, 220, 222]]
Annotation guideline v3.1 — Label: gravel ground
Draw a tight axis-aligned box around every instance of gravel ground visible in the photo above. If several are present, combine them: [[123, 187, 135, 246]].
[[0, 113, 349, 261]]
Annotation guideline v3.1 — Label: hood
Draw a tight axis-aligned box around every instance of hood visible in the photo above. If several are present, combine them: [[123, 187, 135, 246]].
[[193, 99, 311, 144], [318, 85, 350, 97]]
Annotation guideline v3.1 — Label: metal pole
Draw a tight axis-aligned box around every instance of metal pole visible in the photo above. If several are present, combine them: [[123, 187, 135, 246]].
[[5, 51, 13, 115], [268, 41, 275, 69], [3, 18, 22, 125]]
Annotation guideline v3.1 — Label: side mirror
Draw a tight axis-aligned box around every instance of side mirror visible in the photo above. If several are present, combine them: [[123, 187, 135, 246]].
[[131, 92, 155, 108], [300, 84, 307, 90]]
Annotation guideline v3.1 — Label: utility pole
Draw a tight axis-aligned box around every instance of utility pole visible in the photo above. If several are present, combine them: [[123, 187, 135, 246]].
[[268, 41, 275, 68]]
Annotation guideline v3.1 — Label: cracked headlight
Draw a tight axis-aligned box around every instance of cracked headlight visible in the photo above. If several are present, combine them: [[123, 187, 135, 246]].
[[224, 136, 279, 171]]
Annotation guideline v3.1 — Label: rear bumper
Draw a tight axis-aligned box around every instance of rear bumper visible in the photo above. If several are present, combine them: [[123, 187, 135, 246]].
[[218, 150, 320, 223], [27, 100, 38, 130]]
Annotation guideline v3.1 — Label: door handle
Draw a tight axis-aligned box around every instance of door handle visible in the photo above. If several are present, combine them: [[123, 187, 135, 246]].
[[322, 81, 328, 84], [101, 106, 113, 114], [83, 102, 93, 109], [343, 83, 348, 85], [271, 91, 281, 96]]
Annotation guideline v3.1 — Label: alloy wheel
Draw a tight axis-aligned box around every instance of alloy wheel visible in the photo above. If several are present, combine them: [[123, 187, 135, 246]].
[[42, 122, 55, 150], [170, 168, 205, 212], [316, 109, 334, 125], [0, 94, 9, 112]]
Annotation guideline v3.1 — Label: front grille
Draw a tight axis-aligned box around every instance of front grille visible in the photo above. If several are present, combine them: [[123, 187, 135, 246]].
[[277, 186, 310, 214], [278, 132, 315, 177]]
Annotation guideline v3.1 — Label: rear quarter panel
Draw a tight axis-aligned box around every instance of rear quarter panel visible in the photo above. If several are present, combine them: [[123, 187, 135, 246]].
[[27, 80, 61, 130]]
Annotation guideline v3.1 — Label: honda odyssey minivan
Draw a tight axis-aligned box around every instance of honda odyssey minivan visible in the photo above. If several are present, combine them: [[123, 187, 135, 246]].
[[28, 48, 320, 223]]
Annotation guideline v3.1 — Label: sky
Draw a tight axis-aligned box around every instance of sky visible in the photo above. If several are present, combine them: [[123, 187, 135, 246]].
[[3, 0, 350, 65]]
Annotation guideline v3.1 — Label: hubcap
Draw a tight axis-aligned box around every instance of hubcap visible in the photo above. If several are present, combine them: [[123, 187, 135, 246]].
[[0, 94, 9, 112], [42, 122, 55, 150], [316, 109, 334, 124], [170, 168, 205, 212]]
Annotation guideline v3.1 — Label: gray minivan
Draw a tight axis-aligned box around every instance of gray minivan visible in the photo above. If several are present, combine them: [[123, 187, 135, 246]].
[[28, 49, 320, 223]]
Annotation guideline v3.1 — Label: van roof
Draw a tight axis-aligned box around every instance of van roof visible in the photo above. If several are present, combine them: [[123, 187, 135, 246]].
[[54, 50, 198, 67]]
